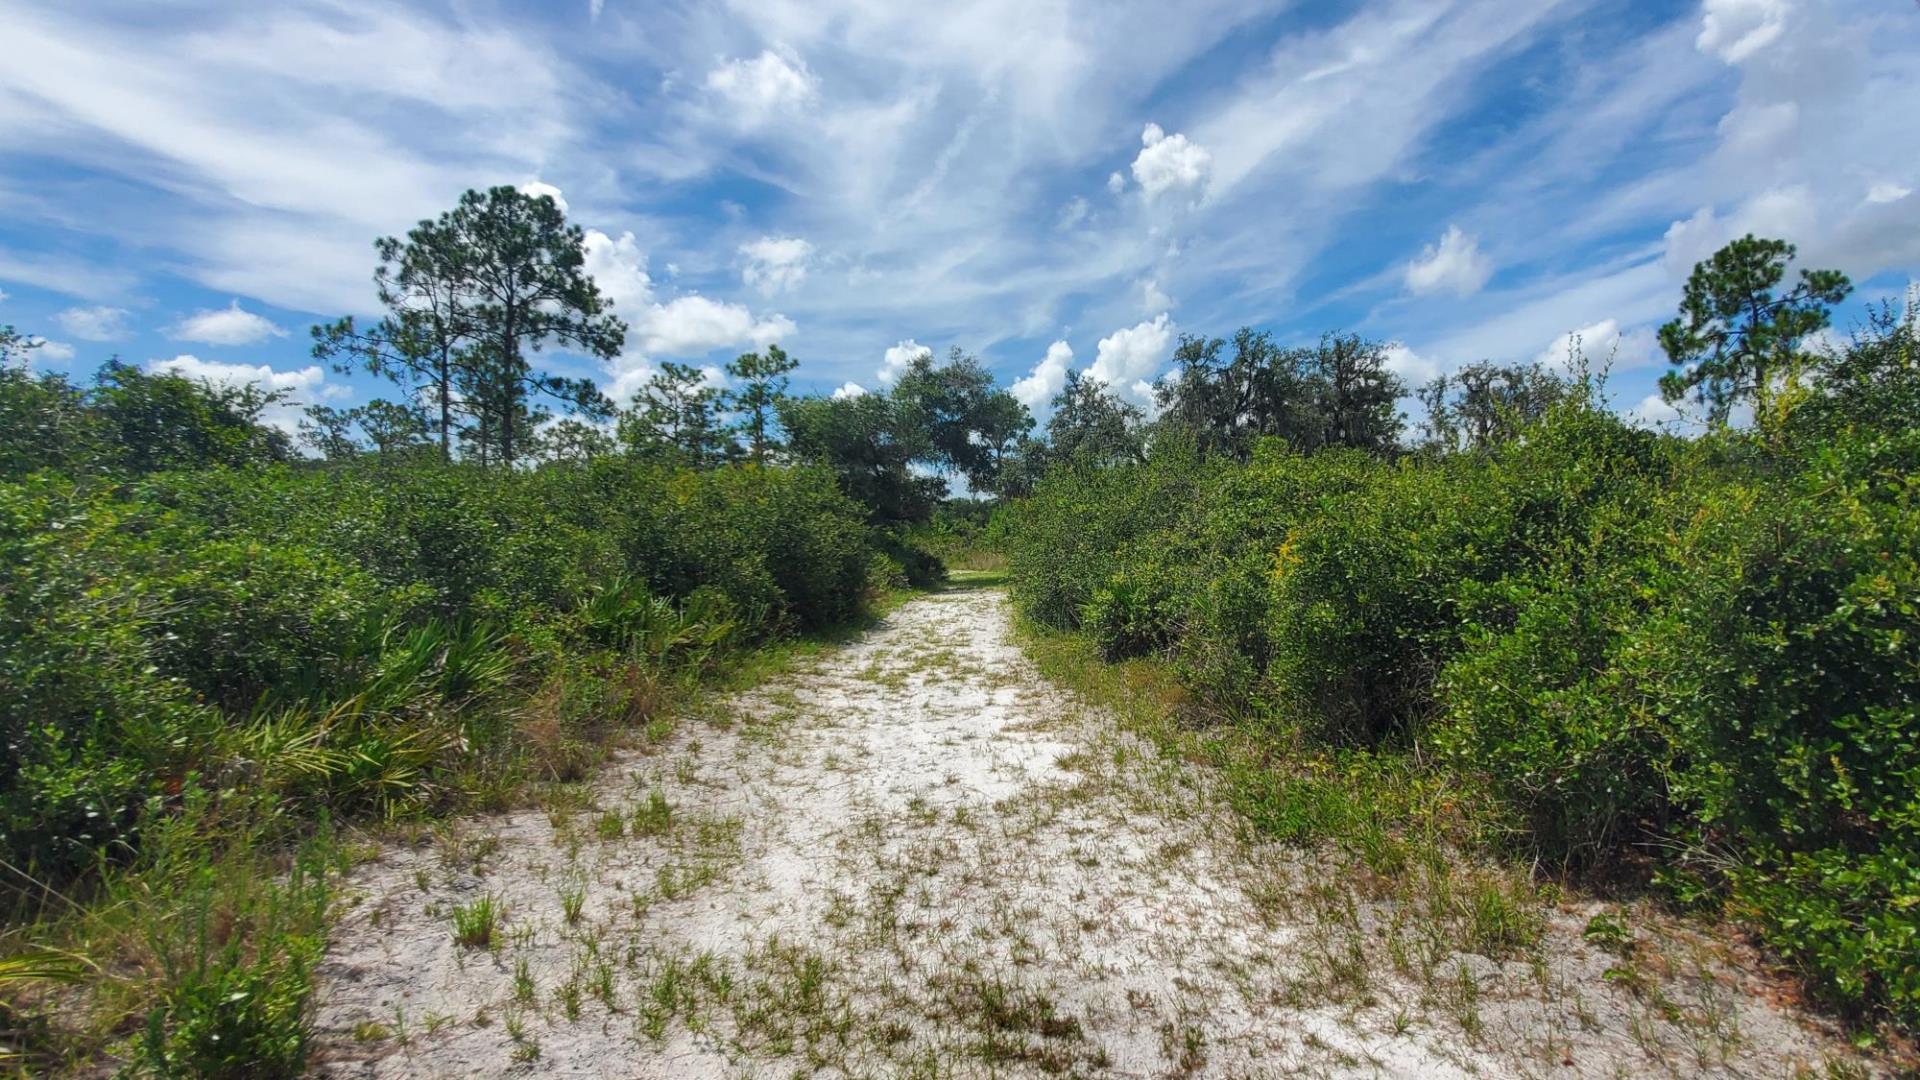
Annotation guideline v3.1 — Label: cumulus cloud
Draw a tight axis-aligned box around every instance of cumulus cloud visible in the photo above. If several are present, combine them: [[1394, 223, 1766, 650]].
[[584, 228, 794, 359], [34, 339, 77, 362], [1405, 225, 1493, 297], [830, 381, 866, 399], [1382, 342, 1438, 385], [1534, 319, 1658, 375], [1129, 122, 1211, 200], [1664, 2, 1920, 282], [739, 235, 814, 295], [639, 295, 794, 355], [584, 229, 655, 312], [56, 305, 131, 341], [706, 49, 818, 115], [172, 299, 286, 346], [1089, 313, 1174, 404], [1696, 0, 1787, 64], [147, 353, 334, 435], [877, 339, 931, 385], [518, 180, 569, 214], [1010, 340, 1073, 411]]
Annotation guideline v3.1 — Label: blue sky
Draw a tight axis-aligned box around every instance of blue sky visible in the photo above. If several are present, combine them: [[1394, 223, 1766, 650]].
[[2, 0, 1916, 439]]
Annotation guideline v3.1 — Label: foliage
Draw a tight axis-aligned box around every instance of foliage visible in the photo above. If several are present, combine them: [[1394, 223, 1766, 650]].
[[781, 393, 945, 524], [1659, 234, 1851, 427], [314, 185, 624, 465], [133, 845, 329, 1080], [1044, 370, 1144, 468], [1152, 329, 1405, 459], [1004, 242, 1920, 1029], [1416, 360, 1570, 452], [890, 347, 1033, 496], [728, 344, 799, 464], [621, 361, 729, 465]]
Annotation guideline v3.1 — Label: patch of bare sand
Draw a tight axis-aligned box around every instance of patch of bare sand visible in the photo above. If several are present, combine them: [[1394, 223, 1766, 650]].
[[309, 587, 1871, 1078]]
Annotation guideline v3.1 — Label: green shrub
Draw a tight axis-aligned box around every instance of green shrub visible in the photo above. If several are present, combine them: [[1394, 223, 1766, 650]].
[[134, 841, 329, 1080], [1007, 443, 1211, 630], [1005, 387, 1916, 1028]]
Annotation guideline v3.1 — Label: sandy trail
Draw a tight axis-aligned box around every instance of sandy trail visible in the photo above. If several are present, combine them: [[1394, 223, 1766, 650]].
[[309, 586, 1864, 1078]]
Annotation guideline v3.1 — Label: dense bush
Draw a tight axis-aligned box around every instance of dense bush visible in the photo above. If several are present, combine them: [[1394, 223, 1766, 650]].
[[0, 457, 883, 884], [1006, 386, 1920, 1028]]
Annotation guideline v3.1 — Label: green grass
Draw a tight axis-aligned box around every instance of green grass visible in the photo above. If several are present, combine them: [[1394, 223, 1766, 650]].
[[450, 894, 503, 949]]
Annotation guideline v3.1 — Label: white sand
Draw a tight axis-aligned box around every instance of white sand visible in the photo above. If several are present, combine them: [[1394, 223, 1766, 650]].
[[309, 587, 1871, 1078]]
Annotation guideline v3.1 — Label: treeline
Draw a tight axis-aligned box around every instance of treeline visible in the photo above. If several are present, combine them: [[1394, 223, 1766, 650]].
[[1005, 238, 1920, 1031]]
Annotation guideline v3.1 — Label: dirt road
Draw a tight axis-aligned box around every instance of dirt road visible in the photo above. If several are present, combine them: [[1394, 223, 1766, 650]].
[[310, 585, 1862, 1078]]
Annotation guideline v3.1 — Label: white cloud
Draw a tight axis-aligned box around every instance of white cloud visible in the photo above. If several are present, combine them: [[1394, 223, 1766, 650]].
[[172, 300, 286, 346], [1405, 225, 1492, 297], [34, 339, 77, 362], [706, 49, 818, 115], [518, 180, 569, 214], [584, 229, 655, 313], [56, 305, 131, 341], [639, 295, 794, 355], [1057, 197, 1089, 230], [1139, 278, 1172, 312], [1010, 340, 1073, 411], [1533, 318, 1659, 375], [877, 339, 931, 385], [830, 381, 866, 399], [585, 227, 794, 373], [1661, 187, 1816, 276], [739, 235, 814, 295], [0, 4, 589, 314], [1106, 171, 1126, 195], [147, 353, 335, 435], [1089, 313, 1174, 404], [604, 357, 657, 406], [1382, 342, 1438, 385], [1867, 182, 1911, 205], [1696, 0, 1787, 64], [604, 357, 728, 407], [1130, 122, 1210, 200], [1663, 2, 1920, 283]]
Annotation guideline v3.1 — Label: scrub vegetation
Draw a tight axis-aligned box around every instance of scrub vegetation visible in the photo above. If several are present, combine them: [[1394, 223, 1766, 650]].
[[1006, 236, 1920, 1040], [0, 187, 1912, 1075]]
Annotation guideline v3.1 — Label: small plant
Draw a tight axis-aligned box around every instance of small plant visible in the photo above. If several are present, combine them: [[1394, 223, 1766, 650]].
[[1583, 911, 1636, 954], [450, 894, 502, 949], [513, 957, 536, 1004], [595, 809, 626, 840], [632, 790, 674, 836], [560, 883, 587, 926]]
